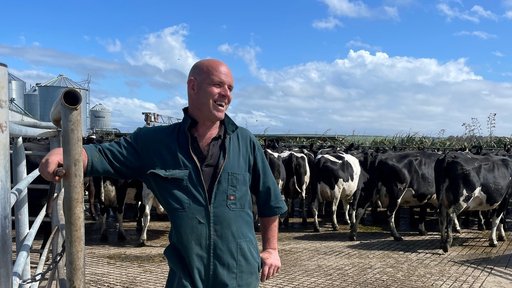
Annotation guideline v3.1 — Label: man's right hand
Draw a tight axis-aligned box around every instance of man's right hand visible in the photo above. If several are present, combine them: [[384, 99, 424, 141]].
[[38, 148, 65, 182]]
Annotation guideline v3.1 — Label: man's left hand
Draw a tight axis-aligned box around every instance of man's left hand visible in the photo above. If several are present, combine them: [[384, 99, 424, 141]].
[[260, 248, 281, 282]]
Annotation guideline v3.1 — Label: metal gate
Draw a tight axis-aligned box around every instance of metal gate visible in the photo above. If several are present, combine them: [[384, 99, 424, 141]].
[[1, 63, 86, 288]]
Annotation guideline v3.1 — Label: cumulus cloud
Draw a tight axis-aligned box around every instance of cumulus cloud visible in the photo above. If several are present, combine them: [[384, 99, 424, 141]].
[[125, 24, 198, 74], [90, 95, 187, 131], [218, 43, 261, 76], [227, 50, 512, 136]]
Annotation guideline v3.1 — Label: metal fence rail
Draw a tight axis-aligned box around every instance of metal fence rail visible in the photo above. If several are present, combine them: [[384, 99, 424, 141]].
[[1, 62, 85, 287]]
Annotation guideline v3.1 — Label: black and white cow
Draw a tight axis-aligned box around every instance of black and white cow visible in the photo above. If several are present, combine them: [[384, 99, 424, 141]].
[[280, 150, 311, 226], [435, 151, 512, 252], [138, 182, 166, 246], [354, 150, 441, 241], [263, 149, 287, 228], [311, 152, 361, 239], [95, 177, 143, 242]]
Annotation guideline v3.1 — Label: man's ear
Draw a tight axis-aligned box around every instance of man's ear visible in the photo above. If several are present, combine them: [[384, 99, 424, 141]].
[[187, 77, 196, 93]]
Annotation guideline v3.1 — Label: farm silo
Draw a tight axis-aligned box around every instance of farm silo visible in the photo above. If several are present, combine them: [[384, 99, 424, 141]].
[[37, 74, 89, 136], [8, 73, 26, 109], [89, 103, 112, 130], [24, 86, 40, 119]]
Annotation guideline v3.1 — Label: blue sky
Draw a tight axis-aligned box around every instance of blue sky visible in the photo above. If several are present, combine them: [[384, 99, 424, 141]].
[[1, 0, 512, 136]]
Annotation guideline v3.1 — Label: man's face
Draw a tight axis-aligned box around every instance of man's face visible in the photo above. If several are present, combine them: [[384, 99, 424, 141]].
[[188, 64, 234, 123]]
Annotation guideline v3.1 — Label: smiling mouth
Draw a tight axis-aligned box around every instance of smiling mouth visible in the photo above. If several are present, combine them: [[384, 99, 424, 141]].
[[215, 101, 226, 108]]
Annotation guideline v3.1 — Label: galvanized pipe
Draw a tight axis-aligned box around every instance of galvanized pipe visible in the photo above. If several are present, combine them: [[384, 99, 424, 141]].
[[0, 62, 12, 288], [9, 122, 58, 138], [12, 136, 30, 280], [12, 202, 48, 288], [50, 88, 84, 287], [10, 169, 40, 209]]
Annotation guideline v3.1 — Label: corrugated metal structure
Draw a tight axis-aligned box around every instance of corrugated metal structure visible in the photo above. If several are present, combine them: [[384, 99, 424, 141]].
[[8, 73, 26, 109], [37, 74, 89, 136], [23, 86, 40, 119], [89, 103, 111, 130]]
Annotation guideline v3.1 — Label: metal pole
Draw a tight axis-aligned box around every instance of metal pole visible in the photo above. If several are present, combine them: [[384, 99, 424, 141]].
[[50, 88, 84, 287], [12, 136, 30, 280], [50, 136, 67, 287], [0, 62, 12, 288]]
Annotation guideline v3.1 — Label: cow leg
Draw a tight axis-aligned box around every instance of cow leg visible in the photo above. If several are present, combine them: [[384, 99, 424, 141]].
[[331, 197, 341, 231], [417, 206, 427, 236], [478, 211, 486, 231], [282, 198, 293, 227], [489, 214, 499, 247], [139, 203, 150, 246], [116, 185, 128, 242], [439, 206, 454, 253], [139, 187, 154, 246], [452, 213, 462, 234], [497, 220, 506, 242], [347, 202, 357, 241], [99, 208, 109, 242], [89, 196, 98, 221], [300, 197, 308, 226], [388, 200, 403, 241], [312, 198, 321, 232]]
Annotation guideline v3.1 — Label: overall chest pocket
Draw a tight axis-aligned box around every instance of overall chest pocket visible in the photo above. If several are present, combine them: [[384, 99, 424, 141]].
[[226, 172, 250, 210], [147, 169, 191, 212]]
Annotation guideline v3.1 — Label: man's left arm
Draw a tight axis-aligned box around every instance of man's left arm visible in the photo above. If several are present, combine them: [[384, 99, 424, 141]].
[[259, 216, 281, 283]]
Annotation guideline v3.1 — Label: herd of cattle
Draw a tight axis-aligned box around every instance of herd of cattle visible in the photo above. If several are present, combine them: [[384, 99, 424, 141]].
[[262, 141, 511, 253], [17, 137, 512, 254]]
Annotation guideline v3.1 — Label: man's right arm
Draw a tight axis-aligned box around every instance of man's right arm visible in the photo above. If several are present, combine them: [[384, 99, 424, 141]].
[[38, 147, 88, 182]]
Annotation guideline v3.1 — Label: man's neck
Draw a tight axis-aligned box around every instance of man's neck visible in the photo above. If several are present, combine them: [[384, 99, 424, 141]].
[[192, 121, 220, 154]]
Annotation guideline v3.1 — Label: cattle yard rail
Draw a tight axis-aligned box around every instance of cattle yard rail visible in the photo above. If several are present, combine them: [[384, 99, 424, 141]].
[[1, 62, 86, 288]]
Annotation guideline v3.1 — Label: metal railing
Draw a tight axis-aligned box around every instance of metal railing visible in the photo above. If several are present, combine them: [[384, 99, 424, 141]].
[[1, 62, 85, 288]]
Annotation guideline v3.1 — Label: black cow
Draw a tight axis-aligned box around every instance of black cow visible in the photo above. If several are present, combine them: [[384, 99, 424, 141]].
[[435, 151, 512, 252], [355, 150, 441, 241], [311, 152, 362, 240]]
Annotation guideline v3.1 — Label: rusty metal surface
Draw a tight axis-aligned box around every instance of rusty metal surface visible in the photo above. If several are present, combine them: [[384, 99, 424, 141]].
[[73, 214, 512, 288]]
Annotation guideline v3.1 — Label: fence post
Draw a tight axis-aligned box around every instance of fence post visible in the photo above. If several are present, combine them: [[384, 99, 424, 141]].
[[12, 136, 30, 280], [0, 63, 12, 288], [50, 88, 84, 287]]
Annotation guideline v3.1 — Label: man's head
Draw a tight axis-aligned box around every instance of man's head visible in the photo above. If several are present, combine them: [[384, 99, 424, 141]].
[[187, 59, 234, 124]]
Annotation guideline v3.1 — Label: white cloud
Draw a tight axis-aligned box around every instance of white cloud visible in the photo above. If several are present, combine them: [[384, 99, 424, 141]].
[[437, 3, 499, 23], [505, 10, 512, 19], [321, 0, 371, 18], [346, 40, 381, 52], [218, 43, 261, 76], [90, 95, 187, 131], [98, 38, 122, 53], [125, 25, 198, 74], [455, 30, 497, 40], [228, 50, 512, 137], [319, 0, 399, 20], [470, 5, 498, 21], [312, 17, 343, 30], [493, 51, 505, 57]]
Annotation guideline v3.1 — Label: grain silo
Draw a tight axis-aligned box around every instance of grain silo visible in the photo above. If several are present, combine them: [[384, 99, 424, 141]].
[[37, 74, 89, 136], [8, 73, 26, 109], [89, 103, 112, 130], [24, 86, 40, 119]]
